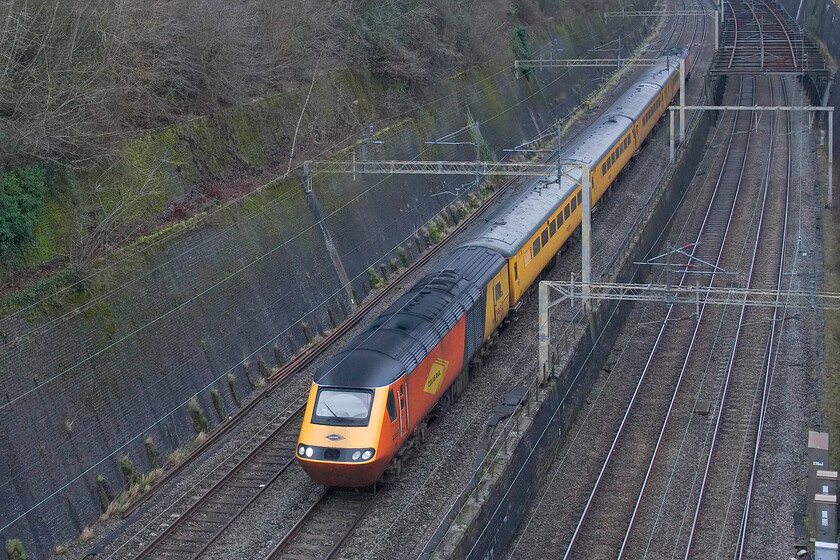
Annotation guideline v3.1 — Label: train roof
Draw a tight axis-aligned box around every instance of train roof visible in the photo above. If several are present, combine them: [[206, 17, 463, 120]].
[[602, 50, 684, 120], [314, 246, 505, 388], [606, 82, 662, 121], [562, 113, 635, 167], [460, 175, 574, 257]]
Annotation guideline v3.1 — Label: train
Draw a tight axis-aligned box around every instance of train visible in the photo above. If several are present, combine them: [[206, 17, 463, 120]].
[[296, 46, 692, 487]]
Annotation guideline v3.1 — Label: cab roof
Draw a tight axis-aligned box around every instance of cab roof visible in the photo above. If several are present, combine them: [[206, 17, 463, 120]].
[[315, 246, 505, 388]]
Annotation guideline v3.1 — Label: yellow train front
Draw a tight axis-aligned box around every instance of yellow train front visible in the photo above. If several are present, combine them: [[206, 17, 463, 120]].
[[297, 246, 509, 487]]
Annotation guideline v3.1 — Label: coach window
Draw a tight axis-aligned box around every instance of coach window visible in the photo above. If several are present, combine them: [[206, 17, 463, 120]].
[[602, 163, 607, 175], [386, 389, 397, 422], [571, 198, 577, 212], [564, 205, 570, 220], [533, 238, 541, 257], [514, 262, 518, 281], [549, 220, 556, 236], [541, 228, 548, 246], [577, 192, 582, 205]]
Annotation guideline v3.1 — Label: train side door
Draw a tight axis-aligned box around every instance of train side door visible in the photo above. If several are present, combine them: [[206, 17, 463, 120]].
[[398, 382, 409, 437]]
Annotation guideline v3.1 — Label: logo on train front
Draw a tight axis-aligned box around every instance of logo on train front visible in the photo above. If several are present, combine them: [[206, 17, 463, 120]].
[[424, 358, 449, 394]]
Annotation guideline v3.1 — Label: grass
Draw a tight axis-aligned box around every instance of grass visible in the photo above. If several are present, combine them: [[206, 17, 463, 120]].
[[821, 153, 840, 467]]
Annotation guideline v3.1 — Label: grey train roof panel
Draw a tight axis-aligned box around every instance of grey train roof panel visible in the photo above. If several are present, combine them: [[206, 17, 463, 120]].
[[607, 82, 662, 121], [315, 246, 505, 388], [562, 114, 635, 167], [461, 176, 573, 257]]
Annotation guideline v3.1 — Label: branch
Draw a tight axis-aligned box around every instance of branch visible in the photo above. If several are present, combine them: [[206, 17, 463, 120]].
[[283, 53, 321, 179]]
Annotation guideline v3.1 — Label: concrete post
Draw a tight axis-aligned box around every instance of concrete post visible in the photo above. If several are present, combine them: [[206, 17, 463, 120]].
[[582, 164, 592, 314], [670, 110, 675, 162], [715, 11, 719, 51], [539, 282, 550, 384]]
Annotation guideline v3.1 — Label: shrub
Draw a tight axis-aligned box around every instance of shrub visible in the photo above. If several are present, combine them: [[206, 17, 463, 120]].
[[367, 267, 384, 289], [5, 538, 27, 560], [144, 438, 162, 469], [427, 224, 442, 244], [188, 397, 208, 434], [507, 26, 532, 76], [243, 362, 256, 389], [96, 475, 112, 513], [0, 165, 46, 259], [227, 373, 241, 407], [211, 389, 224, 421], [258, 357, 270, 378], [119, 455, 140, 487]]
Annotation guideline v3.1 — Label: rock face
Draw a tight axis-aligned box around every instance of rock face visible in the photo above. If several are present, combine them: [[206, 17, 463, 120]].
[[0, 8, 656, 558]]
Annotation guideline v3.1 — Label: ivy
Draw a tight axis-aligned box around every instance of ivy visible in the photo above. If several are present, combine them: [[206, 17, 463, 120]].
[[507, 25, 532, 76], [0, 165, 46, 258]]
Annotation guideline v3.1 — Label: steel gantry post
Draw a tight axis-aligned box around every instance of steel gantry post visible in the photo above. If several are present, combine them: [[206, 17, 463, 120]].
[[539, 282, 550, 383], [680, 59, 686, 143], [581, 164, 592, 313]]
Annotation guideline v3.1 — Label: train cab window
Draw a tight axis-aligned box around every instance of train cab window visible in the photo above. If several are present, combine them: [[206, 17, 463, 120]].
[[494, 282, 502, 301], [532, 238, 541, 257], [549, 219, 556, 236], [313, 388, 374, 427], [541, 228, 549, 246], [386, 389, 397, 422], [564, 205, 570, 220], [571, 198, 577, 212]]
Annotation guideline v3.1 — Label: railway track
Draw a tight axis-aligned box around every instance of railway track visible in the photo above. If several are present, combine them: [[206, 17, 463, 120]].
[[131, 406, 305, 559], [534, 67, 798, 560], [264, 488, 381, 560], [710, 0, 826, 75], [683, 76, 792, 560], [560, 74, 758, 560]]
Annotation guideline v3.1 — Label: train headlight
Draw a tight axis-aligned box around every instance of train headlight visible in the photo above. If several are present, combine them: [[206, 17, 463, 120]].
[[298, 445, 306, 456], [361, 449, 373, 460], [305, 446, 314, 458], [351, 450, 361, 461]]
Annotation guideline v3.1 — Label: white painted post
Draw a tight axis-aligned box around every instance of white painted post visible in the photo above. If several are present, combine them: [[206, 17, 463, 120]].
[[582, 164, 592, 314], [670, 109, 675, 162], [539, 282, 550, 383], [680, 59, 686, 143], [715, 11, 719, 51]]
